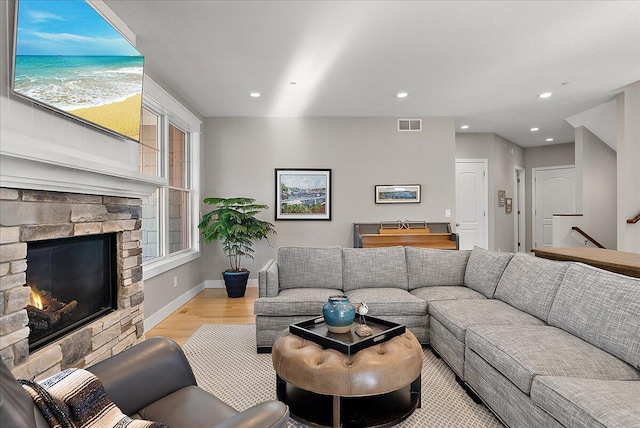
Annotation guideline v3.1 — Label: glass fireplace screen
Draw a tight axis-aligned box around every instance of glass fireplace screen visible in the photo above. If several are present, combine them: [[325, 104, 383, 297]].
[[25, 233, 117, 351]]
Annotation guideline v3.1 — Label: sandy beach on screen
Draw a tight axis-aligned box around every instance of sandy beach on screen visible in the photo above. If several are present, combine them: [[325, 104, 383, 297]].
[[68, 93, 142, 141]]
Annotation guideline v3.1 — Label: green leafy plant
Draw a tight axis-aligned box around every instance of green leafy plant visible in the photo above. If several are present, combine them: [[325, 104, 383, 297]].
[[198, 197, 276, 272]]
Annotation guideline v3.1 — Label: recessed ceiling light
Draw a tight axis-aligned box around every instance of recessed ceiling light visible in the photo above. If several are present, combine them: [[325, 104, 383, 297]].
[[250, 92, 261, 98], [396, 92, 408, 98], [530, 127, 539, 132], [290, 82, 297, 85], [538, 92, 552, 99], [546, 138, 554, 142], [460, 125, 469, 130]]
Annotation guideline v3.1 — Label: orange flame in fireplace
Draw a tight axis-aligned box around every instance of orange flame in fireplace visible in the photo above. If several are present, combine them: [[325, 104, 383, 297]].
[[28, 286, 44, 310]]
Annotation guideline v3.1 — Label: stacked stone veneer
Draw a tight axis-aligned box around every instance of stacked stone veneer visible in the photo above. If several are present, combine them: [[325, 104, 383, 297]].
[[0, 188, 145, 380]]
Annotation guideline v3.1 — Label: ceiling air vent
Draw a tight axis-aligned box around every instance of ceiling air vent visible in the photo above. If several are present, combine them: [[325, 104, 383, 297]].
[[397, 119, 422, 132]]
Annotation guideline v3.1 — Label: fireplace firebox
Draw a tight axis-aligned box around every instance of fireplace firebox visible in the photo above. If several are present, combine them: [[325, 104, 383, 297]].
[[25, 234, 118, 351]]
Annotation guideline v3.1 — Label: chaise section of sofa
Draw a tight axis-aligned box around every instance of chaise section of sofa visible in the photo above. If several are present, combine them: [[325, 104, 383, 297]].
[[464, 262, 640, 428], [530, 376, 640, 428]]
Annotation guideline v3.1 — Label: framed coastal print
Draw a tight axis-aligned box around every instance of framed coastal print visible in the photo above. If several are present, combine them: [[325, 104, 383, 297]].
[[375, 184, 421, 204], [275, 169, 331, 220]]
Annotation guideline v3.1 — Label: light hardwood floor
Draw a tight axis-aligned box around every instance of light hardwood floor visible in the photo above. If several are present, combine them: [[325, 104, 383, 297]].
[[146, 287, 258, 346]]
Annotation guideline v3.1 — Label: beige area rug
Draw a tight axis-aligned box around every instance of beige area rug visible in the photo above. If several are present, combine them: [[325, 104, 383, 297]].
[[183, 324, 503, 428]]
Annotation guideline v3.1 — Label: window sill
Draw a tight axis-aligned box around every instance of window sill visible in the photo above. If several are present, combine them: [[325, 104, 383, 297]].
[[142, 249, 201, 279]]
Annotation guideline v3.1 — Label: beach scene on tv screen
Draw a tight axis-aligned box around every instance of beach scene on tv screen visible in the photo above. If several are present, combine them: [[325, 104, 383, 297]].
[[14, 0, 144, 141]]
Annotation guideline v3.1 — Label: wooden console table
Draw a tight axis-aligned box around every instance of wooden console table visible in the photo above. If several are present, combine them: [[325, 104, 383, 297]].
[[353, 222, 458, 250], [532, 247, 640, 278]]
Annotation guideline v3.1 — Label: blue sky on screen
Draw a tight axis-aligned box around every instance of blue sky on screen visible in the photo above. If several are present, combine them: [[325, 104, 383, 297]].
[[16, 0, 141, 56]]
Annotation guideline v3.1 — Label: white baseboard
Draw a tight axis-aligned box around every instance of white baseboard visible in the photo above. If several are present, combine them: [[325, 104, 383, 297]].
[[143, 281, 206, 332], [144, 279, 258, 332]]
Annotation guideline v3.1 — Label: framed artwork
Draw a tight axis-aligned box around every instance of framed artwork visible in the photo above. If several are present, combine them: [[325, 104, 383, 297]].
[[498, 190, 506, 207], [375, 184, 421, 204], [505, 197, 513, 214], [275, 169, 331, 220]]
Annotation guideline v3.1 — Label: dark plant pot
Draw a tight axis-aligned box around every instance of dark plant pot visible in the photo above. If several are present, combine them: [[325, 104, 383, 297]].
[[222, 270, 250, 298]]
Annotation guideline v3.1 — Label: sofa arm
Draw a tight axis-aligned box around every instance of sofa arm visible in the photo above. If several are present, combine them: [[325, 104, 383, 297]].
[[213, 401, 289, 428], [258, 259, 279, 297], [87, 337, 197, 416]]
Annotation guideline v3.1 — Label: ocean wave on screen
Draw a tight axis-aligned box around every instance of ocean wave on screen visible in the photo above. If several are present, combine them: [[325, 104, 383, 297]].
[[13, 56, 143, 110]]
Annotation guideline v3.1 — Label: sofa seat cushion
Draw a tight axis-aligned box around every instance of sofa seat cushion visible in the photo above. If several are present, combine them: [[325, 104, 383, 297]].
[[531, 377, 640, 428], [548, 263, 640, 370], [278, 247, 343, 290], [494, 254, 569, 322], [410, 286, 485, 307], [139, 385, 237, 427], [466, 325, 640, 395], [464, 246, 514, 298], [254, 288, 342, 316], [342, 247, 408, 291], [346, 288, 427, 316], [406, 248, 470, 290], [429, 299, 545, 342]]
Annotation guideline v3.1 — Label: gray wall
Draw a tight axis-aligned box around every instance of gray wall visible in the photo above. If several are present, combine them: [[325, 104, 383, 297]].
[[575, 126, 617, 249], [201, 117, 456, 280], [143, 260, 203, 318], [456, 133, 526, 252], [524, 143, 575, 251]]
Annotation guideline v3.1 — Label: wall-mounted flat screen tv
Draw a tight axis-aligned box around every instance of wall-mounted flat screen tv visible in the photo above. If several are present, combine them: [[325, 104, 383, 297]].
[[12, 0, 144, 142]]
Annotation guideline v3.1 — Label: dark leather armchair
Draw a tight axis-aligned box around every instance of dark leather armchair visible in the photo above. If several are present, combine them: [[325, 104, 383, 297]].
[[1, 337, 289, 428]]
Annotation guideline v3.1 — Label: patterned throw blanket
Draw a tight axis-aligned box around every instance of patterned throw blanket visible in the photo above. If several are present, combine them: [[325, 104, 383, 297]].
[[19, 368, 167, 428]]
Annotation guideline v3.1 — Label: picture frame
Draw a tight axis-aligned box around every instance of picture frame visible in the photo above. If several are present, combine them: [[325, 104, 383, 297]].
[[375, 184, 421, 204], [505, 197, 513, 214], [275, 169, 331, 220], [498, 190, 506, 207]]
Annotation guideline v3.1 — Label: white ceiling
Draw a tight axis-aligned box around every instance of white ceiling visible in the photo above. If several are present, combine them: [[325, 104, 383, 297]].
[[103, 0, 640, 148]]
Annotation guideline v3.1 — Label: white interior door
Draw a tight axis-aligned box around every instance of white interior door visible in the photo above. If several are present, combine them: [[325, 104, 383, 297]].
[[455, 160, 488, 250], [533, 166, 576, 248]]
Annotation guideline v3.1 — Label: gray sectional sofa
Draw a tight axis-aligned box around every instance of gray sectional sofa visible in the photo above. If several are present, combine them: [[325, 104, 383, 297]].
[[254, 246, 640, 427]]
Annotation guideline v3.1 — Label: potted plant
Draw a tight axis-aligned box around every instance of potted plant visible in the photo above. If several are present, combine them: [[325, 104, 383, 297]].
[[198, 197, 276, 297]]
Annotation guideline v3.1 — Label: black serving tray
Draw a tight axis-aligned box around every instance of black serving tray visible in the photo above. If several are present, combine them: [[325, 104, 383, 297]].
[[289, 314, 406, 355]]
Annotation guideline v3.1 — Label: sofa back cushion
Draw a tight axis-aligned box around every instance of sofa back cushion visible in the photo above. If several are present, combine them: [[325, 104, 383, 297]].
[[343, 247, 408, 291], [464, 247, 513, 298], [548, 263, 640, 369], [278, 247, 343, 290], [494, 254, 569, 321], [406, 248, 470, 290]]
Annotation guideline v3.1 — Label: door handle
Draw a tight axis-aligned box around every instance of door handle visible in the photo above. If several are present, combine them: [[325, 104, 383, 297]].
[[456, 223, 460, 227]]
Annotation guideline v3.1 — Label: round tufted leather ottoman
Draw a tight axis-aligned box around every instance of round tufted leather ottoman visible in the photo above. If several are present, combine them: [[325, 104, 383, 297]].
[[272, 330, 423, 428]]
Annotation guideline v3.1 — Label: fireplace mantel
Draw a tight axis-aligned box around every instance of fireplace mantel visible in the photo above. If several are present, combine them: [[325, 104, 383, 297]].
[[0, 130, 162, 199]]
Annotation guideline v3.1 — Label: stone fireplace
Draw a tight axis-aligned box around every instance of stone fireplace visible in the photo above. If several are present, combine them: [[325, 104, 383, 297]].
[[0, 188, 145, 380]]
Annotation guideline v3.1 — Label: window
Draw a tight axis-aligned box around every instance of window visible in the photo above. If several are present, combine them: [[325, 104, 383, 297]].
[[168, 125, 190, 254], [139, 109, 161, 262], [138, 78, 201, 277]]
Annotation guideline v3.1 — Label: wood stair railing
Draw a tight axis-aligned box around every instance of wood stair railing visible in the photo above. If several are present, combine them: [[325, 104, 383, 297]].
[[627, 212, 640, 224], [571, 227, 605, 249]]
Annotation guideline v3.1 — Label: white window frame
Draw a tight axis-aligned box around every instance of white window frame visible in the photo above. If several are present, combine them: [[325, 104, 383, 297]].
[[141, 77, 202, 279]]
